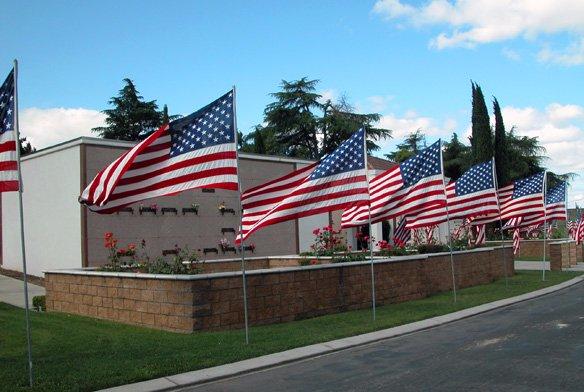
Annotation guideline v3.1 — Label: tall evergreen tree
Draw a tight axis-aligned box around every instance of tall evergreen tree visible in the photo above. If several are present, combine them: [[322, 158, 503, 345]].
[[470, 82, 493, 164], [263, 78, 322, 159], [92, 79, 163, 141], [443, 133, 471, 180], [493, 98, 510, 186]]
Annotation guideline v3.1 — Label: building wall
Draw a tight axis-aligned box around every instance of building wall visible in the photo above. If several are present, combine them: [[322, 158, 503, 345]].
[[84, 145, 303, 266], [2, 145, 82, 277]]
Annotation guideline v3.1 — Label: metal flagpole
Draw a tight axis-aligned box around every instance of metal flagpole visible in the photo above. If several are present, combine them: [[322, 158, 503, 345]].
[[13, 59, 34, 386], [492, 158, 509, 288], [440, 140, 457, 302], [232, 86, 249, 344], [364, 129, 376, 321], [542, 171, 548, 281]]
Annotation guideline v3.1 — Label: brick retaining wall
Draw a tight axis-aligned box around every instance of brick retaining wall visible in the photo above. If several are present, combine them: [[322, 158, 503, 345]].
[[45, 246, 514, 333]]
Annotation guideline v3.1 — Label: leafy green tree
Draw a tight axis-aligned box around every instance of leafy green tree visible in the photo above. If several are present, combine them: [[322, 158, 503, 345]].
[[320, 95, 392, 156], [239, 126, 284, 156], [443, 133, 471, 180], [470, 82, 493, 164], [506, 127, 546, 181], [263, 78, 322, 159], [384, 130, 426, 163], [93, 79, 164, 141], [19, 136, 36, 156], [493, 98, 510, 186]]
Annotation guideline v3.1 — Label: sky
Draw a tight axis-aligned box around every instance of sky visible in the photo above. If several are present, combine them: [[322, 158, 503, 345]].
[[1, 0, 583, 205]]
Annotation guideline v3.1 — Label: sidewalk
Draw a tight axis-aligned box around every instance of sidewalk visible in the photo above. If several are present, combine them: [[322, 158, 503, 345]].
[[0, 274, 45, 308]]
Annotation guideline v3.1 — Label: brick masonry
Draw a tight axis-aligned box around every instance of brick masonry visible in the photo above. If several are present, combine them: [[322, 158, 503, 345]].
[[45, 246, 515, 333], [549, 240, 582, 271]]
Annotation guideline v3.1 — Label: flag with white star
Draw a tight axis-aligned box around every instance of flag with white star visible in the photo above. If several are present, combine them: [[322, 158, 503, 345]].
[[341, 140, 447, 229], [505, 180, 567, 228], [238, 129, 369, 242], [404, 159, 500, 228], [80, 90, 238, 213], [0, 68, 19, 192]]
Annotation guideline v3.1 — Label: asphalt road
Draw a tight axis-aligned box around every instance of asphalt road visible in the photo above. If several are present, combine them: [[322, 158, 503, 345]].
[[186, 282, 584, 392]]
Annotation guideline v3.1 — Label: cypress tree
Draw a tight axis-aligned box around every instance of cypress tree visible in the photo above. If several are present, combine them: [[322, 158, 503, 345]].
[[470, 82, 493, 164], [493, 98, 510, 186]]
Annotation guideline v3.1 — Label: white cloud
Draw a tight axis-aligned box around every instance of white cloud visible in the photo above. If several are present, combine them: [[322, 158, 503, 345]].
[[366, 95, 395, 112], [501, 103, 584, 205], [20, 107, 106, 149], [377, 110, 456, 142], [317, 89, 338, 104], [502, 47, 521, 61], [373, 0, 584, 64], [537, 37, 584, 66]]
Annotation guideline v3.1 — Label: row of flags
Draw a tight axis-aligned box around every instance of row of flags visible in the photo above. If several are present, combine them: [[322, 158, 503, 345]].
[[1, 67, 568, 250], [72, 88, 568, 249]]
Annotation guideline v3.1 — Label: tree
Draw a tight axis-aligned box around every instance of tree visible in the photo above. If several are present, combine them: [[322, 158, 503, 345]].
[[260, 78, 392, 159], [492, 98, 511, 186], [92, 79, 163, 141], [239, 126, 284, 156], [19, 136, 36, 156], [470, 82, 493, 164], [506, 127, 546, 181], [263, 78, 322, 159], [384, 130, 425, 163], [443, 133, 471, 180], [320, 95, 392, 156]]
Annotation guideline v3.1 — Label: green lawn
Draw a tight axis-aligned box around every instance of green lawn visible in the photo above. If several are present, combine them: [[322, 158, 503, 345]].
[[1, 270, 581, 392]]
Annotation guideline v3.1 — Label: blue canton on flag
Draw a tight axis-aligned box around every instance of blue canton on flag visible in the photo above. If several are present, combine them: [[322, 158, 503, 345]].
[[308, 128, 365, 180], [399, 140, 441, 188], [513, 171, 545, 199], [169, 90, 234, 157], [546, 182, 566, 204], [455, 160, 495, 196], [0, 70, 15, 134]]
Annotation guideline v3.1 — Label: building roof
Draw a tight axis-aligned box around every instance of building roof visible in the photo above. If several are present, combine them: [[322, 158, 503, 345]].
[[367, 155, 396, 171]]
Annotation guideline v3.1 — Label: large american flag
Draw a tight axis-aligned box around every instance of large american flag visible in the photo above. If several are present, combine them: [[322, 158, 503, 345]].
[[0, 69, 18, 192], [405, 159, 499, 228], [473, 171, 546, 225], [341, 140, 446, 228], [80, 90, 238, 212], [501, 180, 566, 230], [238, 162, 318, 241], [238, 129, 369, 242]]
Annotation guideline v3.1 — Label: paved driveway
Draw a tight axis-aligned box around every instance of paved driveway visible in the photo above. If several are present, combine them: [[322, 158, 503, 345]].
[[0, 274, 45, 308], [187, 282, 584, 392]]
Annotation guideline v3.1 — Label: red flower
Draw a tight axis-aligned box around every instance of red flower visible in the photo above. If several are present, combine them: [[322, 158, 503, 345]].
[[128, 243, 136, 251], [313, 228, 321, 235], [104, 232, 113, 239], [310, 259, 318, 265]]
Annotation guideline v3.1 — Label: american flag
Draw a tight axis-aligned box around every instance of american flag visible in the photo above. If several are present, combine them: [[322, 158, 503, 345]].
[[405, 159, 499, 228], [473, 171, 546, 225], [393, 217, 410, 247], [474, 224, 486, 246], [513, 228, 521, 255], [238, 129, 369, 242], [0, 69, 18, 192], [567, 220, 577, 240], [425, 225, 436, 244], [238, 162, 318, 241], [341, 140, 446, 228], [80, 90, 238, 212], [502, 181, 566, 229]]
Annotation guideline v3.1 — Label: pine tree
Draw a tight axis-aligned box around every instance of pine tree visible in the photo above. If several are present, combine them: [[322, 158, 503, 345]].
[[470, 82, 493, 164], [443, 133, 471, 180], [92, 79, 162, 141], [384, 130, 425, 163], [493, 98, 510, 186]]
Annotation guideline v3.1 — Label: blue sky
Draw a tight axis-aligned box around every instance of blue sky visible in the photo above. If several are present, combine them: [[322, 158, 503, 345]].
[[1, 1, 583, 204]]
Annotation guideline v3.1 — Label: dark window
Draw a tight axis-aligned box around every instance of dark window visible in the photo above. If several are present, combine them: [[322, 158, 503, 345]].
[[202, 188, 215, 193]]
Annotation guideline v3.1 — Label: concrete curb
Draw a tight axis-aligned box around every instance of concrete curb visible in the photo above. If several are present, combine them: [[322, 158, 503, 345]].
[[100, 275, 584, 392]]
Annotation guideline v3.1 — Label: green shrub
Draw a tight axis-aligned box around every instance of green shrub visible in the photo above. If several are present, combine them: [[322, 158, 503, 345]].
[[32, 295, 46, 312], [417, 244, 449, 254], [331, 252, 368, 263]]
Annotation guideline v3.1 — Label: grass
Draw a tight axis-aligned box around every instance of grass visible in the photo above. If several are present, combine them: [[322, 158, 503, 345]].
[[1, 270, 581, 392]]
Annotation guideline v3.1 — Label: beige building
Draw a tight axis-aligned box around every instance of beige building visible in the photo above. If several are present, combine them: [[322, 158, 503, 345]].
[[1, 137, 397, 277]]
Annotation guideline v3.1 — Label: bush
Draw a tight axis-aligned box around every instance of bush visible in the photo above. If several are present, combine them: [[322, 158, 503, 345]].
[[417, 244, 450, 254], [32, 295, 46, 312], [298, 258, 320, 266], [331, 252, 368, 263]]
